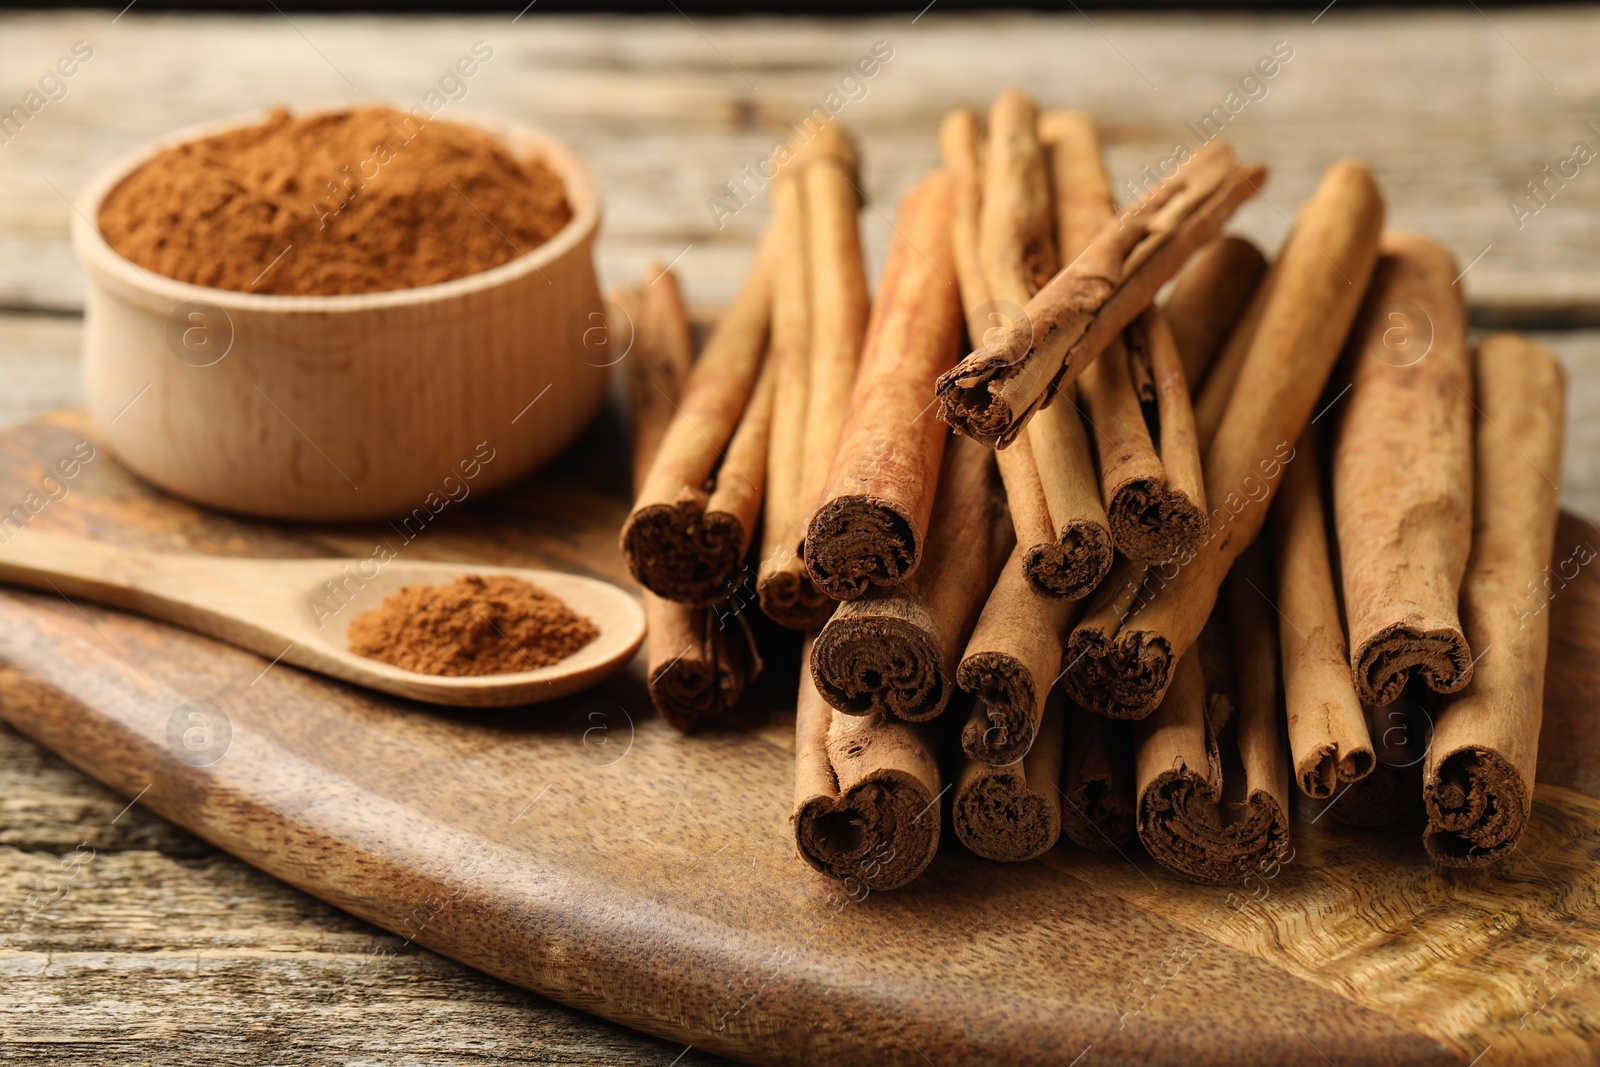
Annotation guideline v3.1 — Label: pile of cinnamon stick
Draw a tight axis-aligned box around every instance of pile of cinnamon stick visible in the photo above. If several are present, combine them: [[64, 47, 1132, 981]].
[[621, 91, 1567, 891]]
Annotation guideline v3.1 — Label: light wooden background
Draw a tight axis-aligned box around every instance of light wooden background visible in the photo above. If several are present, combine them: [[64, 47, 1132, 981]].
[[2, 8, 1599, 1064]]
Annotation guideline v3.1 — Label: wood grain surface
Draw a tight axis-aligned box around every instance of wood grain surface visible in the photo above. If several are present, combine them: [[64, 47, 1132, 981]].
[[4, 9, 1600, 1064], [2, 412, 1599, 1066], [3, 10, 1600, 320]]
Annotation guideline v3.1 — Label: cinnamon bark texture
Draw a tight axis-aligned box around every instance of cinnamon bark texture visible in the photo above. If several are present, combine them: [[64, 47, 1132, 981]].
[[1063, 556, 1163, 720], [812, 436, 1008, 721], [786, 124, 870, 624], [1026, 107, 1114, 597], [621, 239, 774, 605], [958, 544, 1075, 765], [1333, 232, 1476, 707], [952, 693, 1066, 862], [794, 634, 943, 891], [1048, 111, 1206, 567], [940, 103, 1108, 600], [1135, 547, 1290, 885], [1270, 430, 1374, 798], [1064, 160, 1385, 720], [644, 601, 761, 730], [1081, 307, 1208, 564], [1163, 236, 1268, 391], [1327, 699, 1427, 828], [1059, 704, 1137, 850], [1423, 334, 1565, 867], [804, 171, 962, 600], [756, 172, 832, 629], [623, 270, 761, 728], [935, 141, 1266, 447]]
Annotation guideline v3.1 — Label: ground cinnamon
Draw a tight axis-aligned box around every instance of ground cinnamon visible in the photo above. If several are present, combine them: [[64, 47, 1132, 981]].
[[347, 574, 598, 676], [98, 106, 572, 296]]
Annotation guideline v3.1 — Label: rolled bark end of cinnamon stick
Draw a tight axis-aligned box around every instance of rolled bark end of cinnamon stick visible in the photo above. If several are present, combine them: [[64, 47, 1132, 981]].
[[1135, 652, 1290, 885], [951, 771, 1060, 862], [952, 691, 1065, 862], [810, 610, 952, 721], [1300, 741, 1377, 800], [1106, 480, 1207, 565], [1062, 624, 1172, 720], [1022, 520, 1114, 599], [621, 501, 747, 607], [1138, 768, 1289, 886], [794, 635, 943, 891], [794, 770, 940, 891], [1422, 746, 1530, 866], [804, 495, 920, 600], [646, 604, 761, 731], [958, 651, 1039, 764], [756, 569, 836, 631], [1352, 623, 1473, 707]]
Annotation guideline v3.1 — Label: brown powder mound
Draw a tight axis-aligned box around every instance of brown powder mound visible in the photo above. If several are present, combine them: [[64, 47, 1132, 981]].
[[97, 105, 572, 296], [347, 574, 599, 677]]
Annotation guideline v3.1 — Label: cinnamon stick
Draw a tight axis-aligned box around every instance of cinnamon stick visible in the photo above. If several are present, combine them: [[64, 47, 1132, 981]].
[[623, 270, 762, 728], [1063, 160, 1385, 719], [812, 435, 1008, 721], [756, 171, 831, 629], [1025, 107, 1114, 596], [1135, 545, 1290, 884], [1059, 704, 1137, 850], [794, 633, 943, 891], [1047, 112, 1206, 566], [1163, 235, 1268, 392], [804, 171, 962, 600], [1423, 333, 1565, 867], [1270, 430, 1373, 798], [621, 238, 774, 605], [770, 125, 871, 628], [952, 692, 1066, 862], [941, 104, 1109, 600], [957, 543, 1074, 765], [1333, 232, 1476, 706], [1080, 307, 1208, 563], [936, 141, 1267, 447], [645, 602, 762, 730]]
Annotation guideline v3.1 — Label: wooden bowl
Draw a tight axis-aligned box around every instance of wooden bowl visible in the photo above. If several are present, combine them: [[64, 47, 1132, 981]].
[[71, 108, 606, 522]]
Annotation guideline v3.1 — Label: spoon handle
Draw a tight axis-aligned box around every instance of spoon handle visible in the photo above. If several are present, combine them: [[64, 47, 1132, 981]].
[[0, 528, 167, 609]]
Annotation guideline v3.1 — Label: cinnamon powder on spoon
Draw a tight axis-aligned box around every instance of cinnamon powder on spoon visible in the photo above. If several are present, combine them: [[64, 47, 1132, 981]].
[[348, 575, 599, 677], [97, 105, 572, 296]]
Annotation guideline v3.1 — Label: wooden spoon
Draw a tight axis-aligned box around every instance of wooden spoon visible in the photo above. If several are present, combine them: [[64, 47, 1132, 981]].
[[0, 530, 644, 707]]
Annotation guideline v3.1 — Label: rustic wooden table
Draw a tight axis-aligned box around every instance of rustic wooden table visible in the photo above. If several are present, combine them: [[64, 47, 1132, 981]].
[[2, 8, 1599, 1064]]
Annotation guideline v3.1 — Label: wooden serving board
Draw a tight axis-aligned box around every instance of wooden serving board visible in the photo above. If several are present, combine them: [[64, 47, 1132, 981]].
[[3, 411, 1600, 1066]]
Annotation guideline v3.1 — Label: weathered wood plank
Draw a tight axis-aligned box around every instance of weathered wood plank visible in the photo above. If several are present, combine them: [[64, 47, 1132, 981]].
[[0, 720, 727, 1066], [1, 10, 1598, 315]]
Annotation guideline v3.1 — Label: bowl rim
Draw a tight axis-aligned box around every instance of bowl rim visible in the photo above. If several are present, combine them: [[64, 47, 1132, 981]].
[[71, 103, 602, 313]]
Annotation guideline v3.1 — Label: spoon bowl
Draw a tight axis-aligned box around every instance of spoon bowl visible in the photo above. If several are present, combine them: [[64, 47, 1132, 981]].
[[0, 530, 644, 706]]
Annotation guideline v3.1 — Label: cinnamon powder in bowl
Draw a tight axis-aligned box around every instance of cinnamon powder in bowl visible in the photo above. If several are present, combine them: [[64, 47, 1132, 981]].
[[71, 104, 605, 522], [98, 106, 573, 296]]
